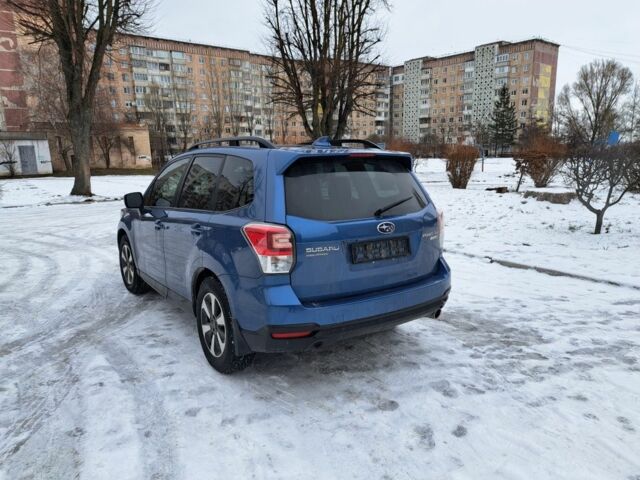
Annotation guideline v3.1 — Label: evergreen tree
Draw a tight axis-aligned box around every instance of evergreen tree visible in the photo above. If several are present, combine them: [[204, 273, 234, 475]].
[[489, 84, 518, 155]]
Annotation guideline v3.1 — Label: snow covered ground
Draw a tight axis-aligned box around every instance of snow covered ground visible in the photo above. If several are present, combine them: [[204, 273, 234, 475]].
[[1, 162, 639, 479], [0, 175, 154, 208]]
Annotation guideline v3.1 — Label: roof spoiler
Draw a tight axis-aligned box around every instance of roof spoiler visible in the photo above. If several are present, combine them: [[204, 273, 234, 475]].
[[305, 136, 383, 150]]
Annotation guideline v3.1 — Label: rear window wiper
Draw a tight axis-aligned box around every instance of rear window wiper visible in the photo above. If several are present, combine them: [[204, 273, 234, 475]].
[[374, 196, 413, 217]]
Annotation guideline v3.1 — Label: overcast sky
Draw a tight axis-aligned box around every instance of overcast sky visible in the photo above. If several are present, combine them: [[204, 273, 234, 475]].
[[152, 0, 640, 93]]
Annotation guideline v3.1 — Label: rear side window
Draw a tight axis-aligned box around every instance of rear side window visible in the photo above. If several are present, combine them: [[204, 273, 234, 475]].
[[285, 157, 427, 221], [214, 155, 254, 211], [147, 158, 190, 207], [178, 155, 224, 210]]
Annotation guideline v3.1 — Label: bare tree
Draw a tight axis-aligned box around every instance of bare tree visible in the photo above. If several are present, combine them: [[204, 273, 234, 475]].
[[0, 140, 18, 177], [92, 87, 120, 168], [203, 62, 226, 138], [223, 69, 245, 137], [624, 82, 640, 142], [21, 45, 127, 171], [144, 82, 171, 167], [173, 84, 194, 151], [273, 102, 292, 143], [557, 59, 633, 147], [471, 121, 491, 155], [264, 0, 389, 140], [19, 46, 74, 171], [260, 65, 276, 141], [627, 142, 640, 192], [10, 0, 151, 195], [564, 144, 637, 234]]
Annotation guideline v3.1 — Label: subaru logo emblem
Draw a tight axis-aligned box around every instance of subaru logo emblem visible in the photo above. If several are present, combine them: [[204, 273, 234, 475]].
[[377, 221, 395, 234]]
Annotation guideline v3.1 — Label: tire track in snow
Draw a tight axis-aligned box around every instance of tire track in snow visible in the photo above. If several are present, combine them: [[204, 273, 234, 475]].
[[0, 250, 31, 292], [0, 293, 157, 463], [3, 245, 60, 304], [95, 340, 178, 480]]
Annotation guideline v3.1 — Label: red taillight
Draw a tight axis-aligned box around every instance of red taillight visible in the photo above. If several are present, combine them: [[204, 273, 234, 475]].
[[242, 223, 295, 274], [349, 152, 376, 158], [271, 331, 313, 339]]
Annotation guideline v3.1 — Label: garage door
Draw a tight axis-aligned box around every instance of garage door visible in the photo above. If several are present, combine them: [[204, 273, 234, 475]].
[[18, 146, 38, 175]]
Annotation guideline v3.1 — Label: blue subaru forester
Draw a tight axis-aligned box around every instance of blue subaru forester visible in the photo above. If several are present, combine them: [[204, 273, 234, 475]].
[[118, 137, 450, 373]]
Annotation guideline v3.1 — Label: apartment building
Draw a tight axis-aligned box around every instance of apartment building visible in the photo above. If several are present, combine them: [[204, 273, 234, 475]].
[[5, 0, 559, 170], [391, 38, 559, 143], [101, 34, 387, 157]]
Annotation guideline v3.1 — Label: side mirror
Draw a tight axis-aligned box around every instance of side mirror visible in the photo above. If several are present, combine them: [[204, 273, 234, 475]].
[[124, 192, 144, 209]]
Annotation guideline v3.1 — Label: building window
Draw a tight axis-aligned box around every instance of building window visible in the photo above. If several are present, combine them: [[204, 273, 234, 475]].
[[522, 88, 529, 95], [521, 99, 528, 106], [524, 52, 530, 60]]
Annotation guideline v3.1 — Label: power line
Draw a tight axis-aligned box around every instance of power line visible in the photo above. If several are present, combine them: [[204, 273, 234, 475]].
[[561, 44, 640, 66]]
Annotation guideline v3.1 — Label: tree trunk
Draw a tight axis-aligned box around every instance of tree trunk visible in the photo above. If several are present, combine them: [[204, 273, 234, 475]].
[[69, 110, 93, 196], [516, 170, 525, 192], [594, 210, 605, 234], [61, 151, 73, 172]]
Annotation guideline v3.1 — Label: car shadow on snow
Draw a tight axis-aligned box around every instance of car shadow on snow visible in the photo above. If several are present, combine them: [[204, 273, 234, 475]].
[[247, 326, 429, 377]]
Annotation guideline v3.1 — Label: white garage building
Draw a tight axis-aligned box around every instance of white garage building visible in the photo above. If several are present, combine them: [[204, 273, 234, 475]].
[[0, 132, 53, 177]]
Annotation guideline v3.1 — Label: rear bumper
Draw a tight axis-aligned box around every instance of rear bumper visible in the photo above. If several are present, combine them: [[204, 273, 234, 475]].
[[240, 291, 448, 353], [229, 256, 451, 354]]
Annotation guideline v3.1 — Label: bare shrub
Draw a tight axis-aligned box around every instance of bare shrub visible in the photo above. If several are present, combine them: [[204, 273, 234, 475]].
[[0, 141, 18, 177], [445, 145, 478, 189], [515, 135, 567, 190]]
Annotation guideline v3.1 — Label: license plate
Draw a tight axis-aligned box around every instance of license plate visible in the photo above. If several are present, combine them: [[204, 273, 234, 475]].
[[350, 237, 410, 264]]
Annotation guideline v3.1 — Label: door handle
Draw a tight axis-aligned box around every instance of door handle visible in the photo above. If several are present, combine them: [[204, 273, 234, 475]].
[[154, 220, 164, 231], [190, 224, 203, 236]]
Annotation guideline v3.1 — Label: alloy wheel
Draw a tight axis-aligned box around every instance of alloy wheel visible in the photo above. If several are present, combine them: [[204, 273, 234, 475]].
[[200, 292, 227, 358], [120, 243, 135, 286]]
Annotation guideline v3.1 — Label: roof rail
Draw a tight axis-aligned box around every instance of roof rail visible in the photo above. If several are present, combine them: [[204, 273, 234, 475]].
[[307, 136, 382, 150], [187, 136, 275, 151]]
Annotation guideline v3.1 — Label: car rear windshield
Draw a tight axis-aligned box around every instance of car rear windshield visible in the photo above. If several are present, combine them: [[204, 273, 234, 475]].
[[284, 156, 427, 221]]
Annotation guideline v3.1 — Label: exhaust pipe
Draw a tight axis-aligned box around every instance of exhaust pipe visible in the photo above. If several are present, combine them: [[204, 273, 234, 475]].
[[433, 309, 442, 319]]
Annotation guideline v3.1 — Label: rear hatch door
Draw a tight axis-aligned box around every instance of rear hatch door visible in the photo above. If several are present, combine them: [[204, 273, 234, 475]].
[[284, 153, 441, 303]]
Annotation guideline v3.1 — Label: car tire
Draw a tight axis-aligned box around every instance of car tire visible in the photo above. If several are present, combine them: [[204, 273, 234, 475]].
[[119, 236, 150, 295], [196, 277, 254, 374]]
